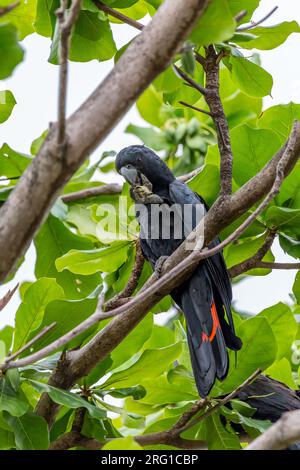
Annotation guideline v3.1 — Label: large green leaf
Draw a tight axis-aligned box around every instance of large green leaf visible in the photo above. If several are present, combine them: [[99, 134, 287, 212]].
[[217, 316, 277, 395], [139, 375, 197, 405], [34, 214, 101, 299], [0, 377, 29, 417], [258, 303, 297, 359], [265, 358, 297, 389], [231, 125, 281, 186], [56, 240, 132, 275], [4, 412, 49, 450], [228, 0, 259, 23], [229, 56, 273, 98], [188, 164, 220, 206], [49, 11, 117, 64], [109, 314, 153, 369], [264, 207, 300, 237], [28, 380, 106, 419], [0, 325, 13, 352], [0, 143, 32, 178], [0, 90, 16, 124], [0, 24, 24, 79], [258, 102, 300, 144], [0, 0, 37, 39], [204, 411, 241, 450], [24, 287, 100, 354], [136, 85, 164, 128], [240, 21, 300, 50], [191, 0, 236, 46], [224, 234, 274, 276], [280, 233, 300, 260], [0, 427, 15, 450], [101, 342, 182, 389], [13, 278, 65, 352]]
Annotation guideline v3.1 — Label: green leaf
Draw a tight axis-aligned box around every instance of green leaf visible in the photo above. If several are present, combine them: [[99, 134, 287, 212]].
[[229, 56, 273, 98], [231, 125, 281, 186], [0, 0, 37, 39], [258, 102, 300, 144], [264, 207, 300, 236], [0, 340, 5, 363], [204, 411, 241, 450], [0, 427, 15, 449], [228, 0, 259, 23], [0, 377, 29, 417], [24, 287, 100, 354], [191, 0, 236, 46], [293, 271, 300, 304], [258, 303, 297, 359], [13, 278, 65, 352], [240, 21, 300, 50], [153, 66, 182, 93], [28, 380, 106, 419], [34, 214, 101, 299], [218, 317, 277, 395], [56, 241, 132, 275], [188, 164, 220, 206], [49, 11, 117, 64], [102, 436, 142, 450], [224, 234, 274, 276], [4, 412, 49, 450], [265, 358, 297, 389], [136, 85, 164, 128], [0, 90, 16, 124], [0, 325, 13, 352], [0, 143, 32, 178], [110, 314, 153, 369], [280, 234, 300, 260], [0, 24, 24, 79], [126, 124, 168, 151], [101, 342, 182, 389]]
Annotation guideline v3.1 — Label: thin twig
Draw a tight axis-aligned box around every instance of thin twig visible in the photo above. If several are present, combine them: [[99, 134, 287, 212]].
[[229, 231, 276, 278], [56, 0, 81, 148], [0, 1, 19, 17], [237, 6, 278, 31], [171, 398, 208, 432], [0, 284, 18, 312], [179, 101, 212, 117], [94, 0, 143, 31], [61, 183, 122, 203], [173, 65, 206, 96], [176, 369, 262, 434], [104, 240, 145, 311], [4, 323, 57, 363], [204, 46, 233, 196], [235, 10, 248, 24], [254, 261, 300, 270]]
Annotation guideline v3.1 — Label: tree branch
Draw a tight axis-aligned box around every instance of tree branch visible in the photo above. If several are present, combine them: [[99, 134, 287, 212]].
[[56, 0, 81, 148], [175, 369, 261, 434], [0, 284, 18, 313], [61, 183, 122, 202], [247, 409, 300, 450], [255, 261, 300, 270], [0, 1, 19, 17], [237, 6, 279, 31], [204, 46, 233, 196], [228, 231, 276, 278], [104, 240, 145, 311], [94, 0, 143, 31], [0, 0, 211, 283]]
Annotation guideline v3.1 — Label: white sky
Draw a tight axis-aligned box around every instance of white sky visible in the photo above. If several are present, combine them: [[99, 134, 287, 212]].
[[1, 0, 300, 327]]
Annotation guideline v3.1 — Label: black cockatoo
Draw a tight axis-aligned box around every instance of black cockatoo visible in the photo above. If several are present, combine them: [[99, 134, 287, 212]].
[[116, 145, 242, 397]]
